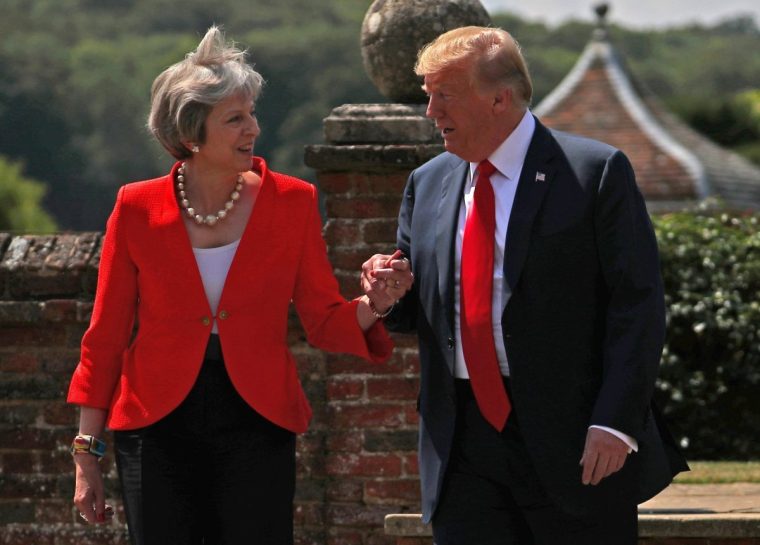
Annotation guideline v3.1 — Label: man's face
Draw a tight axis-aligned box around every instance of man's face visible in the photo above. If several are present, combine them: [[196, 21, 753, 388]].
[[423, 68, 498, 163]]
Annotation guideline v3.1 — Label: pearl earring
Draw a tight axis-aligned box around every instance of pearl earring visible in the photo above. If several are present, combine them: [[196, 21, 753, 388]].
[[191, 145, 200, 153]]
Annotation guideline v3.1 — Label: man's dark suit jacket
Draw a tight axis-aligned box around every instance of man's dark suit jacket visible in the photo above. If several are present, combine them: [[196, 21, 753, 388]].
[[387, 117, 688, 523]]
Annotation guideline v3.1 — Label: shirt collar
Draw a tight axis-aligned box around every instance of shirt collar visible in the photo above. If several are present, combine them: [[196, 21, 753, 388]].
[[469, 110, 536, 181]]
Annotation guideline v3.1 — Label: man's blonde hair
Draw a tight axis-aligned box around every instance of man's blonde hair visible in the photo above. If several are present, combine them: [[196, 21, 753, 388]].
[[415, 26, 532, 110]]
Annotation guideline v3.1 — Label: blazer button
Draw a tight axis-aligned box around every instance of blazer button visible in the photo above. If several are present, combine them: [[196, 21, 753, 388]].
[[219, 310, 229, 320], [447, 337, 455, 350], [201, 316, 211, 326]]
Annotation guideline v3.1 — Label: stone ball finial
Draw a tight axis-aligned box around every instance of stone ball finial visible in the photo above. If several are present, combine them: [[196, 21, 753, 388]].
[[361, 0, 491, 104]]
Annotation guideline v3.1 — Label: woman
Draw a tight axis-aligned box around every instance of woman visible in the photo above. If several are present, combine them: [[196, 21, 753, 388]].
[[67, 26, 412, 545]]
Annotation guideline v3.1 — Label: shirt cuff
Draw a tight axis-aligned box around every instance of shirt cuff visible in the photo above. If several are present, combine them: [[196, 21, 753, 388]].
[[589, 425, 638, 453]]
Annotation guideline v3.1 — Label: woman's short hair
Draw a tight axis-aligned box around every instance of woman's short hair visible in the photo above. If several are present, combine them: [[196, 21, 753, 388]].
[[415, 26, 533, 110], [148, 26, 264, 160]]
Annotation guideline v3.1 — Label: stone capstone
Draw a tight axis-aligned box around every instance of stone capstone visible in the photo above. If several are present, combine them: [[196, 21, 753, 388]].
[[361, 0, 491, 103]]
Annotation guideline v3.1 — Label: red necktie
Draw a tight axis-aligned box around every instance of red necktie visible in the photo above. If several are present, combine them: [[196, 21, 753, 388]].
[[460, 160, 512, 431]]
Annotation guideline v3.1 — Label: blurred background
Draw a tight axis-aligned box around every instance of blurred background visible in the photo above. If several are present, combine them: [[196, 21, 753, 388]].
[[0, 0, 759, 231]]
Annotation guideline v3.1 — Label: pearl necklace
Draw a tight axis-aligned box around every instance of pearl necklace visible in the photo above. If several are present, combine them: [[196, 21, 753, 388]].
[[176, 162, 243, 227]]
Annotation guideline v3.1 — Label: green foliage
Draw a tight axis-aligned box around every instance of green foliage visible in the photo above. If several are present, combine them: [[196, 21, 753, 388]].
[[653, 208, 760, 459], [0, 156, 57, 232], [1, 3, 760, 229], [667, 90, 760, 149]]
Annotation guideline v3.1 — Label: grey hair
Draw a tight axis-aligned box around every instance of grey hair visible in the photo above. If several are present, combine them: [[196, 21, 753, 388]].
[[148, 26, 264, 160]]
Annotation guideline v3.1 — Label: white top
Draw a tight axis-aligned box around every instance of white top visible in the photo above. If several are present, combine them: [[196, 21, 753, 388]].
[[453, 110, 534, 379], [192, 239, 240, 334]]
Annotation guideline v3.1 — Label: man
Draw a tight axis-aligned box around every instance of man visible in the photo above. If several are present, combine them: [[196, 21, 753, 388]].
[[362, 26, 688, 544]]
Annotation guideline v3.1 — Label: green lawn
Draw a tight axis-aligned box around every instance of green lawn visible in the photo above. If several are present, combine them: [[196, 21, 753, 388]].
[[674, 461, 760, 483]]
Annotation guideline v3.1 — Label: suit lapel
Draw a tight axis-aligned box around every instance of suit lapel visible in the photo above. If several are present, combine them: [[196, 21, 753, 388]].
[[504, 119, 557, 293], [435, 157, 468, 334]]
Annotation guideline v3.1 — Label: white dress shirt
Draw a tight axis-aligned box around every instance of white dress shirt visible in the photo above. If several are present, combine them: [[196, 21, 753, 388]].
[[451, 110, 637, 452]]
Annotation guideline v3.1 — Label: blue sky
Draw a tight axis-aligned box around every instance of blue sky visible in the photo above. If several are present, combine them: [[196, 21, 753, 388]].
[[480, 0, 760, 28]]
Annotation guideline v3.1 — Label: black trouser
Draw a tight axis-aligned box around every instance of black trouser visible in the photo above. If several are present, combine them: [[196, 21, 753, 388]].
[[432, 378, 637, 545], [114, 335, 296, 545]]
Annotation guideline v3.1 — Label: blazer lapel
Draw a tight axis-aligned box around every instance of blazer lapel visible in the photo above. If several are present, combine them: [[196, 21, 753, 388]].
[[219, 157, 274, 303], [504, 118, 557, 293], [435, 157, 468, 334], [159, 165, 213, 315]]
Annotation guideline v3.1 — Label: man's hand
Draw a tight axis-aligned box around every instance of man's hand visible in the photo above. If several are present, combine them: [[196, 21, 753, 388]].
[[579, 427, 630, 485], [360, 251, 413, 312]]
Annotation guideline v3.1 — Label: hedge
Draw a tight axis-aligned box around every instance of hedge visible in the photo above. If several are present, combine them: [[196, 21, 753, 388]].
[[653, 206, 760, 459]]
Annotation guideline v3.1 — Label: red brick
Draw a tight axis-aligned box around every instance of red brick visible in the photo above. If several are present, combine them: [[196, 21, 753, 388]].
[[41, 300, 79, 322], [326, 529, 364, 545], [34, 499, 73, 523], [355, 173, 409, 196], [364, 479, 421, 503], [366, 535, 396, 545], [294, 503, 324, 526], [392, 335, 420, 350], [363, 219, 398, 244], [39, 349, 81, 374], [0, 326, 69, 347], [37, 449, 73, 474], [326, 479, 363, 502], [327, 378, 365, 401], [77, 301, 95, 322], [366, 377, 419, 401], [396, 538, 432, 545], [0, 428, 72, 450], [327, 351, 417, 376], [334, 271, 362, 299], [403, 454, 419, 476], [42, 402, 77, 426], [295, 528, 326, 545], [293, 348, 326, 377], [0, 352, 40, 373], [0, 525, 57, 545], [326, 197, 400, 220], [0, 401, 42, 426], [326, 431, 364, 453], [326, 503, 390, 527], [327, 247, 374, 272], [318, 173, 353, 194], [0, 474, 59, 498], [323, 220, 363, 247], [326, 453, 402, 477], [404, 406, 419, 426], [2, 451, 39, 474], [329, 404, 405, 429]]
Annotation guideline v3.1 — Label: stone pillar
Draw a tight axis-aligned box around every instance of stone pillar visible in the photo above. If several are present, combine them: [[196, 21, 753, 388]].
[[304, 104, 441, 545], [303, 2, 491, 541]]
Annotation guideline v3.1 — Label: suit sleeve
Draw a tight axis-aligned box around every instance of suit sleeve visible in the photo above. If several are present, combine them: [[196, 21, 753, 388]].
[[68, 186, 138, 409], [590, 150, 666, 440], [292, 185, 393, 363], [384, 170, 419, 333]]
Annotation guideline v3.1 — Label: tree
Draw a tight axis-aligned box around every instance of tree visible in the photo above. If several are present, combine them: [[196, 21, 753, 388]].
[[0, 155, 57, 233]]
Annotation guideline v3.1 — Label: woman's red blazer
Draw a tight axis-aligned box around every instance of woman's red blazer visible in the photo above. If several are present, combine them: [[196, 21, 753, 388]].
[[67, 157, 392, 433]]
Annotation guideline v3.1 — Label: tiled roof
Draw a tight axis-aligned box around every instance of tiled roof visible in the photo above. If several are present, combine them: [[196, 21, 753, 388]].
[[534, 30, 760, 211]]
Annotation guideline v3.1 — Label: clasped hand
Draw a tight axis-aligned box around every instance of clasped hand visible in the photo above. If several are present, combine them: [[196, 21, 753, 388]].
[[361, 252, 414, 313]]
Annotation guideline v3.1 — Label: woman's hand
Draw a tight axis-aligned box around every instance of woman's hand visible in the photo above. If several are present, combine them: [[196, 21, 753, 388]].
[[73, 454, 110, 523], [73, 407, 110, 524], [361, 250, 414, 313]]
